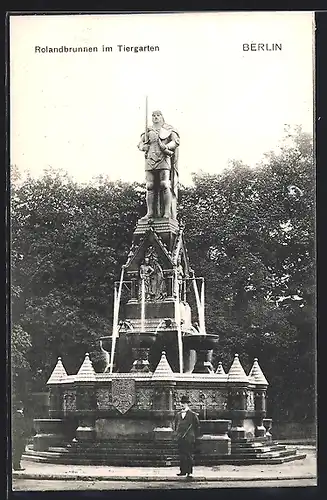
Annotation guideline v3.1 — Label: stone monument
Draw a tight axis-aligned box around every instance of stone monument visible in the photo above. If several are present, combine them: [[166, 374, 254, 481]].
[[27, 108, 306, 466]]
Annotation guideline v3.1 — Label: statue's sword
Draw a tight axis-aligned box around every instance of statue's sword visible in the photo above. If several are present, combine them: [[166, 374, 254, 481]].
[[145, 95, 148, 142]]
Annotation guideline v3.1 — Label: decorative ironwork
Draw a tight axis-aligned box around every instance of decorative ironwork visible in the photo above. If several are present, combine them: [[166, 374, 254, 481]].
[[112, 378, 136, 414]]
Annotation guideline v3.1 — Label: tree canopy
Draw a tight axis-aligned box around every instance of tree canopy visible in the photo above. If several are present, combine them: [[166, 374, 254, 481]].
[[11, 126, 315, 423]]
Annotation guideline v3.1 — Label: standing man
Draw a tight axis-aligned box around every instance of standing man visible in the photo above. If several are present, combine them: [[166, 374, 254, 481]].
[[174, 394, 201, 479], [12, 400, 28, 471], [138, 110, 180, 220]]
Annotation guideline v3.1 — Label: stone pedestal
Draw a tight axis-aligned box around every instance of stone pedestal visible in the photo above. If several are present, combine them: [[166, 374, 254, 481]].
[[33, 418, 68, 451], [229, 421, 246, 441], [198, 419, 232, 456], [153, 426, 174, 441], [254, 422, 266, 438], [76, 417, 96, 442], [133, 218, 179, 250], [32, 361, 278, 465], [198, 434, 231, 456]]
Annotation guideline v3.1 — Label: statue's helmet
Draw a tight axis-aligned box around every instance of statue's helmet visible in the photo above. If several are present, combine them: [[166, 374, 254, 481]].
[[152, 110, 165, 123]]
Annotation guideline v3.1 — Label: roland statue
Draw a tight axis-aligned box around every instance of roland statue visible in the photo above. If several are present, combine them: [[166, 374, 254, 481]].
[[138, 109, 180, 220]]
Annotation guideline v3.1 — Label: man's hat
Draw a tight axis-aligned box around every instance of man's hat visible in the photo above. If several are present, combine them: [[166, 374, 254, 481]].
[[180, 395, 190, 404]]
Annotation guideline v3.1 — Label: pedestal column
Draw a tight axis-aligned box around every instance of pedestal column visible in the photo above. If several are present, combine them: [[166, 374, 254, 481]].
[[35, 384, 65, 451], [151, 379, 176, 441], [129, 334, 157, 373], [131, 347, 151, 372], [228, 387, 247, 442], [48, 386, 63, 418], [75, 384, 96, 442], [74, 353, 97, 442], [254, 388, 267, 438]]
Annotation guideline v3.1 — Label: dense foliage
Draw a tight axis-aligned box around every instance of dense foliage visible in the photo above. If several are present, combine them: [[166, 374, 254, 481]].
[[11, 126, 315, 423]]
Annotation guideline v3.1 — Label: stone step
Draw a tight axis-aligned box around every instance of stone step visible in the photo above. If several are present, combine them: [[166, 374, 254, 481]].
[[43, 447, 296, 461], [71, 438, 176, 449], [25, 448, 178, 460], [28, 453, 179, 462], [24, 438, 307, 467], [24, 451, 179, 466], [232, 445, 287, 454], [231, 449, 296, 459], [72, 444, 179, 452], [263, 453, 307, 464], [25, 450, 72, 460], [195, 453, 307, 466], [26, 445, 303, 460], [30, 444, 179, 456], [231, 441, 272, 448], [67, 450, 179, 458], [24, 456, 179, 466], [32, 442, 297, 459], [23, 451, 306, 467], [48, 447, 71, 453]]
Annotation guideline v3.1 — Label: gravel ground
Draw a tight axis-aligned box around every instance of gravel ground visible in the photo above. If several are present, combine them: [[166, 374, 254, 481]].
[[11, 447, 316, 492]]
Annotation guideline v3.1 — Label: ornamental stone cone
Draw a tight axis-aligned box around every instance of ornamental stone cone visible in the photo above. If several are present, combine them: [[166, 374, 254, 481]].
[[215, 361, 228, 381], [227, 354, 249, 383], [248, 358, 269, 386], [75, 353, 96, 382], [152, 351, 174, 379], [47, 357, 68, 385]]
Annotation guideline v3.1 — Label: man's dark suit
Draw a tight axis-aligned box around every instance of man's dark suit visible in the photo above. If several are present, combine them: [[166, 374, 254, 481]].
[[174, 409, 200, 475], [12, 409, 28, 470]]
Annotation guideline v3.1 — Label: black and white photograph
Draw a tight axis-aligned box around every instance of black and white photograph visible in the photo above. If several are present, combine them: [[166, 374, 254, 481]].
[[9, 11, 316, 491]]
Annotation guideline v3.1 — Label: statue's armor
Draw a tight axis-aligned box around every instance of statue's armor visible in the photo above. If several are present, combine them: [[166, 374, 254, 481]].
[[138, 116, 180, 219], [140, 126, 180, 172], [146, 130, 170, 171]]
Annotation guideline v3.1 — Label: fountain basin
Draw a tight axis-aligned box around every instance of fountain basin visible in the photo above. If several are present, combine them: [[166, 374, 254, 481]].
[[124, 332, 157, 348], [182, 334, 219, 351], [125, 332, 157, 373], [99, 336, 112, 352], [182, 334, 219, 373]]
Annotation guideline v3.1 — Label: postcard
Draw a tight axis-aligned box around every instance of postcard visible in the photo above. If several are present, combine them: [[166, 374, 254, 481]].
[[9, 11, 316, 491]]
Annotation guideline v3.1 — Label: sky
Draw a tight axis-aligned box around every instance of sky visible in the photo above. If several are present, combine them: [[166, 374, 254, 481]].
[[10, 12, 314, 186]]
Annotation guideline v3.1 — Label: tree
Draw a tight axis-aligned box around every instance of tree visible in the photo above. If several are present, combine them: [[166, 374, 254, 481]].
[[11, 323, 32, 399], [11, 168, 144, 382], [179, 126, 315, 421]]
